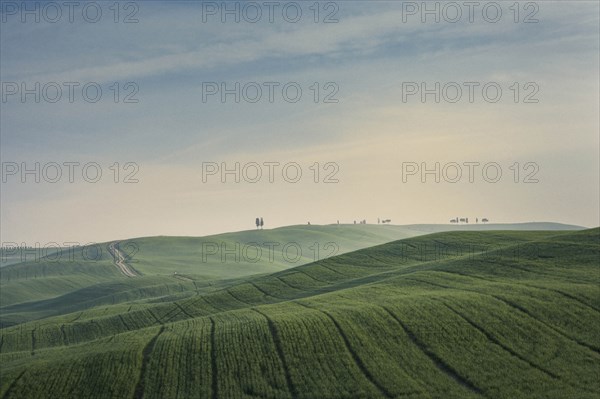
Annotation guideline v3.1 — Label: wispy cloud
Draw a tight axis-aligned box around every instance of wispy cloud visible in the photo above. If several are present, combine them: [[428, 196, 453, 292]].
[[1, 1, 598, 242]]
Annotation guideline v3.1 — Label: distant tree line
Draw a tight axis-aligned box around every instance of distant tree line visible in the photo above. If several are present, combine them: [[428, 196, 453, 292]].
[[450, 217, 489, 224]]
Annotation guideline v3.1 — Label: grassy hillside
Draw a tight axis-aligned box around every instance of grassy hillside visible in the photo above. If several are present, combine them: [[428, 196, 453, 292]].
[[0, 224, 429, 326], [127, 224, 433, 276], [400, 222, 586, 233], [1, 228, 597, 398], [0, 223, 581, 326]]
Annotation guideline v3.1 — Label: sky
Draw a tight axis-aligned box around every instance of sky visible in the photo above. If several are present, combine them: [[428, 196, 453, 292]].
[[1, 1, 599, 244]]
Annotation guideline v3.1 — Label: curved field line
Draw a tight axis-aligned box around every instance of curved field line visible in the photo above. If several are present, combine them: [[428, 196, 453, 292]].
[[69, 312, 83, 323], [316, 263, 349, 277], [209, 317, 218, 399], [30, 328, 36, 356], [119, 315, 131, 331], [381, 306, 486, 398], [249, 282, 283, 300], [195, 296, 229, 313], [295, 302, 393, 399], [436, 299, 561, 380], [298, 270, 330, 285], [157, 307, 181, 324], [519, 285, 600, 314], [549, 289, 600, 313], [275, 276, 306, 292], [185, 296, 223, 316], [305, 265, 346, 282], [174, 302, 194, 319], [133, 326, 165, 399], [252, 308, 297, 399], [402, 277, 449, 289], [490, 295, 600, 356], [160, 299, 200, 324], [225, 290, 253, 307], [404, 274, 600, 356], [60, 324, 67, 346], [146, 309, 163, 326], [1, 370, 25, 399], [475, 258, 591, 285], [364, 254, 396, 265], [440, 270, 600, 313]]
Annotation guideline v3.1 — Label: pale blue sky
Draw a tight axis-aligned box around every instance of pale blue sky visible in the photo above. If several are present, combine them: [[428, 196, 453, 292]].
[[1, 1, 599, 243]]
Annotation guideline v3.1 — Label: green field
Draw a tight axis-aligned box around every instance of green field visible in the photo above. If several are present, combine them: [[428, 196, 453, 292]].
[[0, 224, 437, 326], [0, 226, 598, 398], [0, 223, 580, 326]]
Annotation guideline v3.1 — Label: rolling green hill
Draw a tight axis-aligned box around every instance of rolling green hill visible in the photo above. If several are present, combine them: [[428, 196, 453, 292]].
[[0, 223, 582, 327], [0, 224, 429, 323], [1, 228, 598, 398]]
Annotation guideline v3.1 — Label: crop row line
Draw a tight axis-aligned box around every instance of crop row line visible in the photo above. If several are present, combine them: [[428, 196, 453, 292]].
[[295, 301, 394, 399], [1, 370, 26, 399], [380, 306, 486, 397], [209, 317, 218, 399], [435, 299, 561, 380], [404, 274, 600, 356], [132, 326, 165, 399], [441, 269, 600, 314], [252, 308, 297, 399]]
